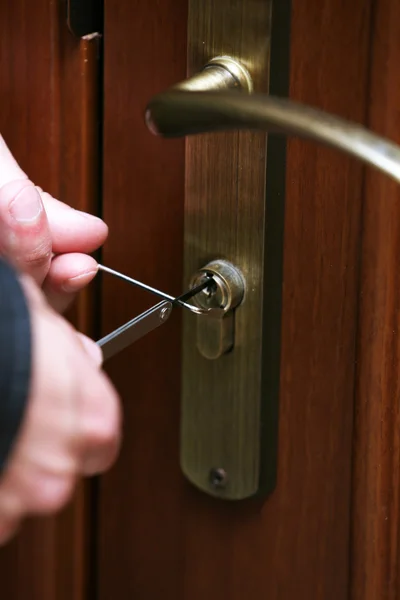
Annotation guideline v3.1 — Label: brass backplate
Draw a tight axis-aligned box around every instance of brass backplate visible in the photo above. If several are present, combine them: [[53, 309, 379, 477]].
[[181, 0, 288, 500]]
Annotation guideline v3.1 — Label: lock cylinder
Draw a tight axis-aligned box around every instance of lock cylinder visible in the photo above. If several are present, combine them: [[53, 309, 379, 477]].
[[189, 260, 245, 359]]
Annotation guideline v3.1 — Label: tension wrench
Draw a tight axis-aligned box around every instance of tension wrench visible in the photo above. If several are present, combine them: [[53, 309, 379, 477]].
[[96, 266, 220, 361]]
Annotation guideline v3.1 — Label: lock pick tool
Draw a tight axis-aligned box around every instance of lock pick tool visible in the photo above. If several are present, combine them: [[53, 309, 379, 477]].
[[96, 265, 222, 361]]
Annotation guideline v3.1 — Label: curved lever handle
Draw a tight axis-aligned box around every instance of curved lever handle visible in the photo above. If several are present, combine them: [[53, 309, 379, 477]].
[[145, 59, 400, 184]]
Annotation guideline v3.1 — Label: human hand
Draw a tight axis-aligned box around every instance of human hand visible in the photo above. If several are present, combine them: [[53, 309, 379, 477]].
[[0, 135, 107, 312], [0, 275, 121, 546], [0, 136, 121, 545]]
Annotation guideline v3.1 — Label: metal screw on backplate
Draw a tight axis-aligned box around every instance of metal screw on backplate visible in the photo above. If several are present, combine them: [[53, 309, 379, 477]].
[[209, 467, 228, 489], [159, 306, 172, 322]]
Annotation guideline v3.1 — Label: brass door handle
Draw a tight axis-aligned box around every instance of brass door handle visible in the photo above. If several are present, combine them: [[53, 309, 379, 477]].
[[145, 57, 396, 501], [145, 56, 400, 183]]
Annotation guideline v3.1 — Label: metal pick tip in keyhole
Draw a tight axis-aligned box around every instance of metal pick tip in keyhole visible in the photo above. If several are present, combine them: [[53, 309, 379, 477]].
[[202, 277, 218, 298]]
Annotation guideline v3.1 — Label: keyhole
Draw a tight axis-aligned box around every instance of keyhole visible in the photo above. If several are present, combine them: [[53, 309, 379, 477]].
[[201, 274, 218, 298]]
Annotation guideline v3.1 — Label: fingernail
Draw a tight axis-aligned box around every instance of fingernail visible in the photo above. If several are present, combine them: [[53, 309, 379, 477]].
[[61, 269, 98, 293], [9, 186, 43, 223], [76, 210, 104, 224]]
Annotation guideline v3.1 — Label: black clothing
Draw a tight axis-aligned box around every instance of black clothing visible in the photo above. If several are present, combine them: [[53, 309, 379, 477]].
[[0, 259, 30, 473]]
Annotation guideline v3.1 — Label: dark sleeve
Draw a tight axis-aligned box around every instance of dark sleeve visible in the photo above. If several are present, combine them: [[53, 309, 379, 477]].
[[0, 259, 31, 473]]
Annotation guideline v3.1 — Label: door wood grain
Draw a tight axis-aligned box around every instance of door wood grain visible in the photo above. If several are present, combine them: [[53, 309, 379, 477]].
[[351, 0, 400, 597], [98, 0, 188, 597], [2, 0, 398, 598], [98, 0, 373, 598], [0, 2, 101, 599]]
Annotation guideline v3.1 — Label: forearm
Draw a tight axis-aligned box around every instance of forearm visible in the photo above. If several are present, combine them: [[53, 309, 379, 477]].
[[0, 259, 31, 472]]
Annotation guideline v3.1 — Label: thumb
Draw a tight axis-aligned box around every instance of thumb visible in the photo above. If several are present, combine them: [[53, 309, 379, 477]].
[[0, 180, 52, 286]]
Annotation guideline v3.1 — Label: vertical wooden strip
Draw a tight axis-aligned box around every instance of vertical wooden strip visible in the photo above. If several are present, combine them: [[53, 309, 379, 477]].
[[0, 2, 101, 599], [99, 1, 188, 599], [351, 1, 400, 597]]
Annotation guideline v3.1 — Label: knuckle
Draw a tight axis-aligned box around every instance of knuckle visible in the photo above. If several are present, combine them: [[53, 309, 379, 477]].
[[85, 413, 119, 450], [83, 394, 121, 452], [78, 375, 122, 474], [23, 243, 52, 270], [0, 488, 22, 519], [29, 474, 75, 515]]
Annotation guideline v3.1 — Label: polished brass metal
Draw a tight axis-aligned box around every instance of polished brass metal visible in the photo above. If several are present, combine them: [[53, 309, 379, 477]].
[[156, 0, 274, 501], [191, 260, 245, 313], [172, 57, 253, 94], [145, 26, 400, 500], [190, 260, 245, 360], [146, 70, 400, 184]]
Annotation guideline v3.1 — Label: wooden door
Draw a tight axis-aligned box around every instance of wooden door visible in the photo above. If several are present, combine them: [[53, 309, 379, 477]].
[[0, 2, 100, 599], [0, 1, 399, 599], [98, 0, 400, 599]]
